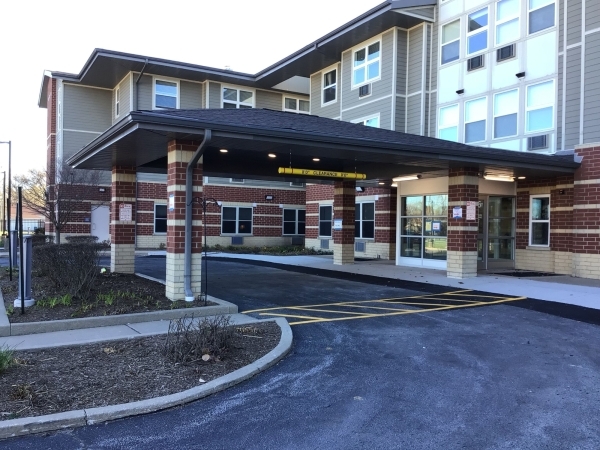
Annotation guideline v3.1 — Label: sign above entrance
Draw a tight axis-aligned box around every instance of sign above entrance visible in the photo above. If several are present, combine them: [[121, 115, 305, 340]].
[[278, 167, 366, 180]]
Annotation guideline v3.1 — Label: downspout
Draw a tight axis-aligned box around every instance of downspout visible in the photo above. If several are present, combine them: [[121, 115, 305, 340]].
[[134, 59, 149, 110], [184, 130, 212, 301]]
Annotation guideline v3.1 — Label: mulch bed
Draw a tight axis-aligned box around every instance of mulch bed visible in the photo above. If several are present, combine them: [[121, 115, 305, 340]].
[[1, 271, 214, 323], [0, 321, 280, 420]]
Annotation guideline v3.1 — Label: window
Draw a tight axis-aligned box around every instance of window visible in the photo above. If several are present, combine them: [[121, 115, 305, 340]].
[[284, 97, 310, 113], [283, 209, 306, 235], [400, 195, 448, 260], [319, 205, 333, 237], [526, 80, 554, 133], [355, 116, 380, 127], [493, 89, 518, 138], [441, 20, 460, 64], [222, 87, 253, 109], [465, 97, 487, 143], [154, 80, 178, 109], [115, 88, 120, 117], [438, 104, 459, 141], [154, 204, 167, 234], [355, 202, 375, 239], [467, 8, 488, 55], [221, 207, 252, 235], [467, 55, 485, 71], [353, 41, 381, 87], [530, 195, 550, 246], [323, 69, 337, 104], [496, 0, 520, 46], [529, 0, 555, 34], [230, 178, 244, 183]]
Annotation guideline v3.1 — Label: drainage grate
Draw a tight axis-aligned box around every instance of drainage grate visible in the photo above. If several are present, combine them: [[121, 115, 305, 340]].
[[491, 270, 560, 278]]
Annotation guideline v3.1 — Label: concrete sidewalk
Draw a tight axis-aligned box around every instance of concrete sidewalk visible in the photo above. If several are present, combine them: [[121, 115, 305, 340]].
[[210, 253, 600, 311]]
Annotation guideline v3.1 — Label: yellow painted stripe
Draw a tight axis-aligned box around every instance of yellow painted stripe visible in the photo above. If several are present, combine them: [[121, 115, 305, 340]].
[[286, 307, 380, 316]]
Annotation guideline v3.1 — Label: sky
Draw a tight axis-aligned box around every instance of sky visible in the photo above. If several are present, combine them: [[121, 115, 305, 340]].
[[0, 0, 384, 179]]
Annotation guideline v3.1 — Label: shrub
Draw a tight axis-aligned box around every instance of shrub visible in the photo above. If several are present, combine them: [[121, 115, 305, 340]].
[[33, 242, 104, 300], [65, 235, 99, 244], [163, 315, 234, 364], [0, 345, 14, 373]]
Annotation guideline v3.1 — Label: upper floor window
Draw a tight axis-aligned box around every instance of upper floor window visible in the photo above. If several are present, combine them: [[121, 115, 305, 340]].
[[526, 80, 554, 133], [155, 79, 178, 109], [115, 88, 120, 117], [283, 209, 306, 235], [353, 41, 381, 87], [355, 202, 375, 239], [467, 8, 488, 55], [223, 87, 253, 109], [465, 97, 487, 143], [323, 69, 337, 105], [355, 116, 380, 128], [529, 195, 550, 246], [438, 104, 459, 142], [441, 20, 460, 64], [529, 0, 555, 34], [493, 89, 518, 138], [284, 97, 310, 114], [496, 0, 520, 46]]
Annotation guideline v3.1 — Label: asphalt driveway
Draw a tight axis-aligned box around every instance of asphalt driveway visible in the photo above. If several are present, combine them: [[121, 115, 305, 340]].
[[3, 257, 600, 449]]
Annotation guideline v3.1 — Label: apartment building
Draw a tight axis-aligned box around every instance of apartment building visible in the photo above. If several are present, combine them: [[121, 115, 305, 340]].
[[38, 0, 600, 295]]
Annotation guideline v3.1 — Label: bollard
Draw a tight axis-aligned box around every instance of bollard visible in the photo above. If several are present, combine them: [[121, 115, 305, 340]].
[[10, 230, 18, 267], [15, 235, 35, 308]]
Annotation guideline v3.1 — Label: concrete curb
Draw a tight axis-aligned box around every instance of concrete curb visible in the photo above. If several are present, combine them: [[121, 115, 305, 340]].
[[0, 289, 9, 337], [0, 317, 292, 439]]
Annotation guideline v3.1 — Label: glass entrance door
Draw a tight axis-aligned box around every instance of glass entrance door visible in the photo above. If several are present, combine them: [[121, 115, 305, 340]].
[[477, 196, 515, 270]]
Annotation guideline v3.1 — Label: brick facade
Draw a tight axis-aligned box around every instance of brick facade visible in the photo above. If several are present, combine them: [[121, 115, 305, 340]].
[[110, 167, 136, 273]]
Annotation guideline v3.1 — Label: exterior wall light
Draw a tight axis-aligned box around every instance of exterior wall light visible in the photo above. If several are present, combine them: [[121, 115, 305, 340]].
[[268, 153, 276, 158], [219, 149, 228, 153], [392, 175, 422, 182], [483, 174, 514, 182]]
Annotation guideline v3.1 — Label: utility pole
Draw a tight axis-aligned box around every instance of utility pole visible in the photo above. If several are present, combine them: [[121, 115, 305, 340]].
[[0, 141, 11, 280]]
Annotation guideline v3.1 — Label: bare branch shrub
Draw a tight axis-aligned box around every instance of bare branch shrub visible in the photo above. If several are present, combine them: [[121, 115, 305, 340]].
[[163, 315, 235, 364]]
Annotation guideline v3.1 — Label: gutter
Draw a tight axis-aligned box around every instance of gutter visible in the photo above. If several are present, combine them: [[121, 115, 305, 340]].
[[184, 130, 212, 301]]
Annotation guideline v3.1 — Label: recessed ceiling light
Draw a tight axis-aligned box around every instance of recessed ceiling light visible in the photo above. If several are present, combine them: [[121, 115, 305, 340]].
[[268, 153, 276, 158], [378, 182, 385, 185], [313, 158, 320, 162], [517, 176, 526, 180], [219, 149, 228, 153]]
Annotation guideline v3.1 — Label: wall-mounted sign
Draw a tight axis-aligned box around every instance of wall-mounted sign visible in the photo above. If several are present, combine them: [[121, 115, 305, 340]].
[[119, 203, 132, 221], [278, 167, 366, 180], [169, 194, 175, 212], [466, 201, 477, 220], [452, 206, 462, 219], [333, 219, 343, 230]]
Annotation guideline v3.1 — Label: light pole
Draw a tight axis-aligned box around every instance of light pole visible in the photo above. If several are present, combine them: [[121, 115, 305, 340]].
[[1, 170, 5, 235], [0, 141, 11, 280]]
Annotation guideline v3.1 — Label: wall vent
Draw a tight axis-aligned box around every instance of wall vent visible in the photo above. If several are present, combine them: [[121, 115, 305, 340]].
[[320, 239, 330, 250], [497, 44, 516, 62], [527, 135, 548, 150], [467, 55, 484, 71], [231, 236, 244, 245], [358, 84, 371, 97], [355, 241, 366, 252], [291, 236, 304, 246]]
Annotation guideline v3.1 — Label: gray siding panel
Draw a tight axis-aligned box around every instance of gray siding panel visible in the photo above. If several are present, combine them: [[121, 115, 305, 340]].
[[429, 95, 437, 138], [256, 90, 283, 110], [586, 0, 600, 31], [564, 47, 581, 148], [342, 97, 393, 130], [310, 63, 341, 118], [341, 30, 395, 112], [558, 0, 564, 52], [430, 22, 438, 91], [395, 96, 406, 132], [557, 55, 563, 149], [63, 130, 102, 160], [406, 95, 422, 135], [180, 81, 203, 109], [407, 25, 425, 94], [209, 82, 221, 109], [567, 1, 582, 46], [137, 74, 153, 110], [63, 84, 111, 132], [396, 30, 408, 95], [113, 73, 132, 123], [583, 31, 600, 143]]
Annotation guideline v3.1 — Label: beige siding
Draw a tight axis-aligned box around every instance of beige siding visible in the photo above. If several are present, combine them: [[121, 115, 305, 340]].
[[310, 63, 341, 119], [63, 84, 111, 132], [180, 81, 203, 109], [256, 90, 283, 110]]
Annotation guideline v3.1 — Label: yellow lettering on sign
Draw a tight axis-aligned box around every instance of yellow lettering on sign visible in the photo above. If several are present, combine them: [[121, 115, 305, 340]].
[[277, 167, 366, 180]]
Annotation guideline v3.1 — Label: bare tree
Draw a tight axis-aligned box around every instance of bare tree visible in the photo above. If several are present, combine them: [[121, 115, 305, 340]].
[[13, 162, 107, 244]]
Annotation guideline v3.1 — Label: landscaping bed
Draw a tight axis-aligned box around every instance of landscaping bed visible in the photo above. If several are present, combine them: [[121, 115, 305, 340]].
[[0, 320, 280, 420]]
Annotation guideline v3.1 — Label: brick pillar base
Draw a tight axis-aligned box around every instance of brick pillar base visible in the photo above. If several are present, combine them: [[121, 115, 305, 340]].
[[110, 167, 136, 273], [165, 140, 203, 300], [447, 167, 479, 278], [333, 180, 355, 265]]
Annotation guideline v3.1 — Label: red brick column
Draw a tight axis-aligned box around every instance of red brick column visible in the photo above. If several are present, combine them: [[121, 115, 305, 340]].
[[110, 166, 136, 273], [447, 167, 479, 278], [333, 180, 355, 265], [305, 184, 334, 251], [573, 143, 600, 279], [166, 140, 203, 300]]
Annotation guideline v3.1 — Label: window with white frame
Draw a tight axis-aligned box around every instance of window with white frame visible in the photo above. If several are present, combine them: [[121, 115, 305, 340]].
[[284, 97, 310, 114], [438, 104, 459, 141], [222, 206, 253, 235], [115, 88, 120, 117], [155, 80, 178, 109], [529, 0, 555, 34], [526, 80, 554, 133], [493, 89, 518, 138], [353, 41, 381, 86], [441, 20, 460, 64], [355, 202, 375, 239], [355, 116, 380, 127], [222, 87, 253, 109], [496, 0, 520, 46], [467, 7, 489, 55], [530, 195, 550, 246], [154, 204, 167, 234], [283, 209, 306, 235], [323, 69, 337, 104], [465, 97, 487, 143], [319, 205, 332, 237]]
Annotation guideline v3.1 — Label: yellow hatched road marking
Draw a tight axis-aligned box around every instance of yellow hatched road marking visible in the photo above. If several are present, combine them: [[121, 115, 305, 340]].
[[285, 307, 380, 316]]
